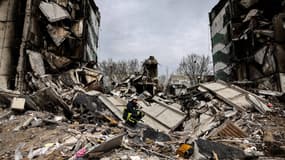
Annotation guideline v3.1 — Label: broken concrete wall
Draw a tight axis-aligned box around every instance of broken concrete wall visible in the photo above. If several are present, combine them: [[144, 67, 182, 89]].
[[210, 0, 285, 92], [0, 0, 25, 89], [166, 75, 193, 96], [132, 56, 159, 95], [6, 0, 101, 92]]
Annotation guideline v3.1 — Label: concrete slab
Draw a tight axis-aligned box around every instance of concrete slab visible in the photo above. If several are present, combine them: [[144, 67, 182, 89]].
[[99, 94, 186, 132], [91, 133, 125, 153], [200, 82, 227, 91], [27, 50, 45, 76], [39, 1, 70, 22], [231, 95, 252, 109], [216, 88, 242, 99], [200, 82, 264, 111], [10, 97, 25, 110]]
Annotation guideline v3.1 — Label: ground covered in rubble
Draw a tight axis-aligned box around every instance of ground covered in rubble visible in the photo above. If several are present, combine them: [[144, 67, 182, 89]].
[[1, 82, 285, 160]]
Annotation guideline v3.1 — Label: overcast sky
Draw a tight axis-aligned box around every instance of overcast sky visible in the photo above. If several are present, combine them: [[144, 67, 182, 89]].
[[95, 0, 219, 75]]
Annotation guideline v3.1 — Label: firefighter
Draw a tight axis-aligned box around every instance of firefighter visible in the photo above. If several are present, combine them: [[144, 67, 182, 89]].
[[123, 96, 144, 127]]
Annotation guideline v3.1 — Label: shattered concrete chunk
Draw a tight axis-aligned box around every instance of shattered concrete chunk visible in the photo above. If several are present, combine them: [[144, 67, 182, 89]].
[[46, 24, 70, 46], [10, 97, 25, 111], [247, 94, 272, 114], [90, 133, 125, 153], [240, 0, 259, 8], [43, 51, 72, 70], [243, 9, 259, 22], [13, 116, 34, 131], [39, 1, 70, 22], [254, 46, 267, 65]]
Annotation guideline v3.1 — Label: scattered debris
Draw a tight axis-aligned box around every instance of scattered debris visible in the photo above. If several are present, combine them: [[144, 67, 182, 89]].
[[0, 0, 284, 159]]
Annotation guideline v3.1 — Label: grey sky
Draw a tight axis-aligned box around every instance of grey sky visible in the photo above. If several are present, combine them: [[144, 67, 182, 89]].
[[95, 0, 219, 75]]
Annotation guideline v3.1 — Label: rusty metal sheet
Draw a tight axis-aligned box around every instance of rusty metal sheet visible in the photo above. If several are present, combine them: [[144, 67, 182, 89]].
[[39, 1, 70, 22], [46, 24, 70, 46], [208, 120, 247, 138], [98, 94, 186, 133]]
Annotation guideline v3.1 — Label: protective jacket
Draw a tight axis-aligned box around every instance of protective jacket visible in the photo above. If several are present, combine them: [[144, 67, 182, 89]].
[[123, 101, 144, 126]]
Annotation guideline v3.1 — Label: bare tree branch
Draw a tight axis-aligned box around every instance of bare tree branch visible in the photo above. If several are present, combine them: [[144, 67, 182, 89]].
[[99, 58, 140, 82], [177, 53, 212, 83]]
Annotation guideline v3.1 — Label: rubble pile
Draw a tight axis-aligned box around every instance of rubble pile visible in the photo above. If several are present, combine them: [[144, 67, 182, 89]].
[[180, 81, 285, 158], [1, 77, 285, 159]]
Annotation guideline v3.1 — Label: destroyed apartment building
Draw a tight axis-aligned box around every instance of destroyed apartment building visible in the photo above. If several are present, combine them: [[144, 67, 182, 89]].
[[210, 0, 285, 92], [0, 0, 101, 91], [0, 0, 284, 159]]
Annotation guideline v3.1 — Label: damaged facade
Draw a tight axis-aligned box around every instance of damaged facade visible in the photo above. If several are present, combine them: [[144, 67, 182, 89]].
[[210, 0, 285, 92], [0, 0, 100, 92]]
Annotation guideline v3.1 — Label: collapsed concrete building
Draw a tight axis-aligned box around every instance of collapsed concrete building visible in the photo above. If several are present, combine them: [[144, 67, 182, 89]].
[[210, 0, 285, 92], [0, 0, 100, 92]]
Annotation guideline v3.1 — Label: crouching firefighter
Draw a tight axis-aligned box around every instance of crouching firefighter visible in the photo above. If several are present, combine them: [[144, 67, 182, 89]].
[[123, 96, 145, 127]]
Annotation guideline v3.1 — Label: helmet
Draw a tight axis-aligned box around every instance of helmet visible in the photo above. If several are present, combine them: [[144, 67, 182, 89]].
[[131, 95, 138, 101]]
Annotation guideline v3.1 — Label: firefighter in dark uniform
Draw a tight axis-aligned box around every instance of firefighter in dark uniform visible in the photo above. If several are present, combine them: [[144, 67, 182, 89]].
[[123, 96, 144, 127]]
